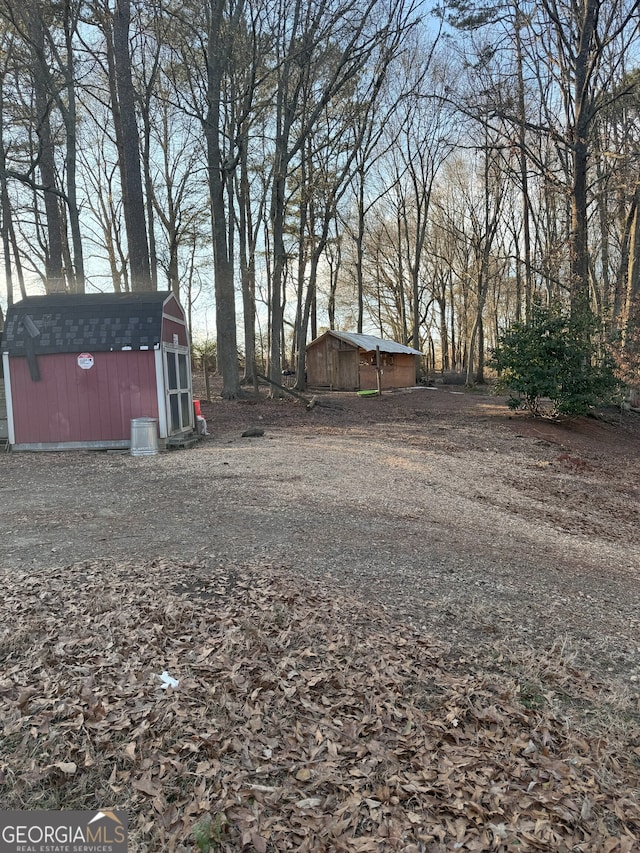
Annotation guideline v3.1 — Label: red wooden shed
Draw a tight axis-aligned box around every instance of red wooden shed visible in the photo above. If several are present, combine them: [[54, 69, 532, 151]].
[[1, 291, 194, 451]]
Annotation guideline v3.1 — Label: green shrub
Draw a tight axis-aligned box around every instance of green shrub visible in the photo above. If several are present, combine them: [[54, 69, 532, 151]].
[[488, 306, 619, 417]]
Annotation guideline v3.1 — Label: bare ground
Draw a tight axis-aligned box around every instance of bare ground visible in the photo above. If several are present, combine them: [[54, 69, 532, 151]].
[[3, 383, 638, 680], [1, 381, 639, 850]]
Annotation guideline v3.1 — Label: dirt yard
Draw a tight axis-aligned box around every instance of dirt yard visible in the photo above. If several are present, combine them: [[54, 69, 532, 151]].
[[1, 382, 639, 851]]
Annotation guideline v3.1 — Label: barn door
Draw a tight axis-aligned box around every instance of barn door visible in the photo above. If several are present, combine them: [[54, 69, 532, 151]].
[[164, 346, 193, 434]]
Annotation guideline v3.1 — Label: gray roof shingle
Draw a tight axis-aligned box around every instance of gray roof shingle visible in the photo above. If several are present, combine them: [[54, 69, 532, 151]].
[[2, 292, 174, 356]]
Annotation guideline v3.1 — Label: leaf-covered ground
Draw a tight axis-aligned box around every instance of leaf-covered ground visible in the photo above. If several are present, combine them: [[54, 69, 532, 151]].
[[1, 559, 638, 852]]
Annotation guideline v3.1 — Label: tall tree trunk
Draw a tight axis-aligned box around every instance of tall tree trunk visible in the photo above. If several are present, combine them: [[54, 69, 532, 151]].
[[474, 315, 485, 384], [438, 292, 449, 371], [547, 0, 598, 317], [139, 22, 161, 291], [267, 0, 300, 393], [142, 112, 159, 290], [571, 31, 595, 316], [595, 164, 612, 324], [112, 0, 152, 291], [615, 187, 636, 324], [0, 73, 14, 307], [449, 279, 457, 370], [237, 131, 261, 385], [29, 10, 64, 292], [205, 0, 240, 399], [355, 159, 366, 333], [62, 7, 85, 293], [326, 229, 341, 332], [269, 145, 288, 388], [570, 132, 591, 316], [293, 141, 310, 373], [295, 213, 332, 391], [514, 10, 532, 319], [624, 188, 640, 336]]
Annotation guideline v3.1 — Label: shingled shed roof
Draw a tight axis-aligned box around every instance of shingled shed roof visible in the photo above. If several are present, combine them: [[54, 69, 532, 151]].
[[2, 291, 174, 356], [314, 330, 423, 356]]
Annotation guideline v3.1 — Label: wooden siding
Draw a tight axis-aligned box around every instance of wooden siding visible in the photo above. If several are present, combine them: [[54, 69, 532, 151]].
[[359, 354, 417, 390], [307, 335, 359, 390], [336, 349, 359, 389], [306, 339, 330, 386], [162, 317, 188, 346], [0, 381, 8, 440], [162, 294, 184, 320], [9, 350, 159, 444]]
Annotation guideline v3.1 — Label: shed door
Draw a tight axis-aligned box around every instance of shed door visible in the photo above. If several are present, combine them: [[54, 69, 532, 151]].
[[333, 349, 358, 390], [164, 345, 193, 434]]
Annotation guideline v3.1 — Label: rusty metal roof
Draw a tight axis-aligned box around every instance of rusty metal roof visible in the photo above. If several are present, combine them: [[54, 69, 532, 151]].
[[315, 330, 423, 356]]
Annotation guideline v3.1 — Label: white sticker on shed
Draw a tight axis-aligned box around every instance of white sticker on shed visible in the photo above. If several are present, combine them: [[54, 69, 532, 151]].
[[77, 352, 94, 370]]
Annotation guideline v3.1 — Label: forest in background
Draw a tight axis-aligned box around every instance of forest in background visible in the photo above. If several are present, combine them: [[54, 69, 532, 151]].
[[0, 0, 639, 397]]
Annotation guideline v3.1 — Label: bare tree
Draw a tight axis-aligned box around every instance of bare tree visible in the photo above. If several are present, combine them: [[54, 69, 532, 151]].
[[0, 0, 89, 293], [25, 3, 64, 291], [265, 0, 419, 391], [534, 0, 640, 314], [108, 0, 152, 291], [202, 0, 241, 397]]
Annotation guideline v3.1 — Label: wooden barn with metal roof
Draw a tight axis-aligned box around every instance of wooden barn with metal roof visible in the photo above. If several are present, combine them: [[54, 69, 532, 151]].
[[1, 291, 194, 451], [306, 330, 423, 391]]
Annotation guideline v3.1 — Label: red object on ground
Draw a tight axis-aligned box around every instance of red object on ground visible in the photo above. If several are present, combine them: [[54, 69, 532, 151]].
[[193, 400, 202, 417]]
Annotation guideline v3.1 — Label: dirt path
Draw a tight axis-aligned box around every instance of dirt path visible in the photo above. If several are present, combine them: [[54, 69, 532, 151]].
[[2, 385, 639, 703]]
